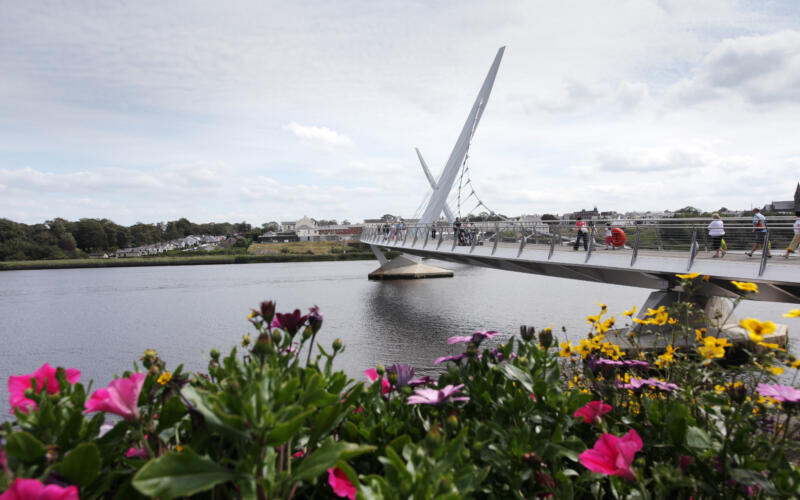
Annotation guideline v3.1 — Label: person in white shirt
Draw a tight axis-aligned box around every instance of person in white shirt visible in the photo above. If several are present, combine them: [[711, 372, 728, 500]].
[[708, 213, 725, 258], [746, 208, 771, 258], [782, 212, 800, 258]]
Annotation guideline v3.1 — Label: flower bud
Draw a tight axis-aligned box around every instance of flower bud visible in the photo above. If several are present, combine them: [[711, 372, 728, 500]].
[[210, 348, 220, 361], [517, 356, 528, 366], [260, 300, 276, 323], [308, 305, 323, 333], [426, 427, 442, 446], [446, 414, 459, 428], [271, 329, 282, 344], [387, 370, 398, 386], [520, 325, 533, 342], [302, 327, 313, 340], [721, 405, 732, 416], [728, 383, 747, 404], [538, 328, 553, 349], [332, 338, 343, 352], [375, 364, 385, 376]]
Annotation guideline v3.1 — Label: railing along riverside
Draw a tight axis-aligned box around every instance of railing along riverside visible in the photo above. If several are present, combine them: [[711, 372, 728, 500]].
[[364, 217, 798, 276]]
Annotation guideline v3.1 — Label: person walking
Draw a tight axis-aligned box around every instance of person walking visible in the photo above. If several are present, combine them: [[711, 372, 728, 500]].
[[783, 211, 800, 258], [604, 223, 612, 250], [746, 208, 771, 257], [708, 213, 725, 258], [574, 216, 588, 251]]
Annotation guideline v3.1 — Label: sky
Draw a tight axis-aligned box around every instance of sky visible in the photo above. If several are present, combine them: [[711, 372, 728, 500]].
[[1, 0, 799, 226]]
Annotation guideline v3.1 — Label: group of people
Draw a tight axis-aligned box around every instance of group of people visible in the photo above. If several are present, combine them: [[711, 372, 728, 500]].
[[708, 208, 800, 259], [452, 217, 476, 246], [382, 220, 405, 241], [573, 217, 624, 251]]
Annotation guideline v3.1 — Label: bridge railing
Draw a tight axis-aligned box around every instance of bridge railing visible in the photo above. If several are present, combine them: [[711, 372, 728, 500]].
[[362, 216, 798, 276]]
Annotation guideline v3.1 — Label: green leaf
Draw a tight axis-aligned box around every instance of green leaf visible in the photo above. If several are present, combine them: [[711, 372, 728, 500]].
[[500, 364, 534, 393], [181, 386, 248, 440], [729, 468, 776, 495], [132, 448, 242, 499], [293, 440, 375, 482], [5, 430, 46, 462], [686, 426, 712, 451], [55, 442, 101, 487], [156, 396, 187, 431], [309, 405, 344, 446], [265, 408, 315, 447]]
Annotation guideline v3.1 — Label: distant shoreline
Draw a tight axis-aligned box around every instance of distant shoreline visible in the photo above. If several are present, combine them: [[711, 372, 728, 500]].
[[0, 251, 400, 271]]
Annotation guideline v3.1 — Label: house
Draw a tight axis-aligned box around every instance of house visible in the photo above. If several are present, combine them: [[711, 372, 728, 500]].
[[763, 183, 800, 214]]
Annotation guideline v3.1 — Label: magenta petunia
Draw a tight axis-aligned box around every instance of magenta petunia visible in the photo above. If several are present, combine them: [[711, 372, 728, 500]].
[[84, 372, 146, 421], [8, 363, 81, 414], [125, 447, 149, 459], [327, 467, 356, 499], [446, 330, 502, 345], [407, 384, 469, 406], [579, 428, 642, 482], [0, 478, 79, 500], [574, 400, 612, 424], [756, 383, 800, 402], [364, 368, 391, 394]]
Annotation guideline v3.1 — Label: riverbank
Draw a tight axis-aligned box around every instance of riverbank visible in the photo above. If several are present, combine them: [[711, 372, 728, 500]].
[[0, 249, 400, 271]]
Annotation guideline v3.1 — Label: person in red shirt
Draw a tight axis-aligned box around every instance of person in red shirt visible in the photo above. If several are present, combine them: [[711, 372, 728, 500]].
[[574, 216, 588, 251]]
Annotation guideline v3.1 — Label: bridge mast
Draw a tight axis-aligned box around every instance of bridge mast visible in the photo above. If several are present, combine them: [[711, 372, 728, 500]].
[[418, 47, 505, 224]]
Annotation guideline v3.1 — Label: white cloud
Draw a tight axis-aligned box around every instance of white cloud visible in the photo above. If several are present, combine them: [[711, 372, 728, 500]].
[[284, 122, 353, 147]]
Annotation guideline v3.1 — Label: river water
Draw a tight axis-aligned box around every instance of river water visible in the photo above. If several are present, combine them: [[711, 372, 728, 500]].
[[1, 260, 796, 416]]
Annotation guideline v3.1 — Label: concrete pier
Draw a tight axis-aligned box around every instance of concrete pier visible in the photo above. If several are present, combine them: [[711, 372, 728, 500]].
[[368, 255, 453, 280]]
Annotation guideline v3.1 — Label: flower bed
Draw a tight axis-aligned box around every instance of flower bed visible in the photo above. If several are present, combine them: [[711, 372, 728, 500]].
[[2, 276, 800, 498]]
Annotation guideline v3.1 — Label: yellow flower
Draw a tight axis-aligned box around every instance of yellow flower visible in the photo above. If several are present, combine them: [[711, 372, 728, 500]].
[[731, 281, 759, 293], [655, 344, 677, 369], [739, 318, 776, 342], [586, 314, 601, 325], [175, 444, 184, 452], [633, 317, 652, 325], [695, 329, 705, 342], [646, 306, 666, 317], [559, 341, 573, 358], [676, 272, 700, 279], [157, 371, 172, 385], [714, 384, 726, 394], [623, 306, 637, 317], [783, 309, 800, 318], [575, 339, 595, 358], [757, 341, 782, 350], [241, 333, 251, 347], [788, 359, 800, 369], [142, 349, 157, 359], [652, 311, 669, 326], [763, 364, 784, 375], [702, 275, 710, 281], [668, 317, 678, 325], [697, 336, 731, 361], [597, 303, 608, 312]]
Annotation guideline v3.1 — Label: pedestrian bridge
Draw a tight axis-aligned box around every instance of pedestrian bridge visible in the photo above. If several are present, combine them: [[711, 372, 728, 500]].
[[361, 218, 800, 304]]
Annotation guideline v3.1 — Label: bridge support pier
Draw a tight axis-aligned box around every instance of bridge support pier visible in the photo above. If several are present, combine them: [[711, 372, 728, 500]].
[[367, 247, 454, 280]]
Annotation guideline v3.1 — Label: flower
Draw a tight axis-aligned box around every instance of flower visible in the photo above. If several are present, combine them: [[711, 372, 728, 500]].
[[731, 281, 759, 293], [740, 318, 776, 342], [8, 363, 81, 414], [784, 309, 800, 318], [574, 400, 612, 424], [559, 341, 574, 358], [259, 300, 276, 322], [327, 467, 356, 499], [84, 372, 146, 421], [446, 330, 501, 345], [579, 429, 642, 482], [623, 306, 637, 317], [307, 305, 323, 333], [655, 345, 678, 369], [125, 447, 149, 459], [433, 353, 468, 365], [756, 383, 800, 403], [675, 272, 700, 279], [407, 384, 469, 406], [385, 364, 415, 388], [0, 478, 79, 500], [697, 336, 731, 361], [364, 368, 391, 394], [623, 377, 679, 392], [157, 371, 172, 385], [271, 309, 309, 335]]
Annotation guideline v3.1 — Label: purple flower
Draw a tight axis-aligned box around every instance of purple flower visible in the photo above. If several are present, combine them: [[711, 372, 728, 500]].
[[433, 353, 468, 365], [271, 309, 309, 336], [624, 360, 650, 370], [408, 375, 435, 387], [260, 301, 276, 323], [308, 305, 323, 333], [756, 383, 800, 402], [447, 330, 502, 345], [622, 377, 679, 392], [594, 359, 624, 366], [386, 363, 415, 388], [407, 384, 469, 406]]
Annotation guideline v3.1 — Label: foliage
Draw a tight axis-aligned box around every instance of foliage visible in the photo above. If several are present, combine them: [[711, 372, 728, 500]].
[[2, 282, 800, 498]]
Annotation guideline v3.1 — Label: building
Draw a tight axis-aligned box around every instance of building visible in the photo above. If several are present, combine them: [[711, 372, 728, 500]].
[[763, 183, 800, 214]]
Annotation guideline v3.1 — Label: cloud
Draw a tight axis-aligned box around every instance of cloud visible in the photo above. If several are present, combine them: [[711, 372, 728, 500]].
[[284, 122, 353, 147], [668, 30, 800, 106]]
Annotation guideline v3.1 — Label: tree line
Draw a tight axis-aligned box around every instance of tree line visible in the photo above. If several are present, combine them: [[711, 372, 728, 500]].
[[0, 218, 255, 261]]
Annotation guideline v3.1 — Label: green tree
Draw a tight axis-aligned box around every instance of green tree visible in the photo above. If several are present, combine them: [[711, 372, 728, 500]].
[[74, 219, 108, 252]]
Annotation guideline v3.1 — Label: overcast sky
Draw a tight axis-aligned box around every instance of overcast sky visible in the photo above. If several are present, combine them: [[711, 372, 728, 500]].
[[1, 1, 799, 226]]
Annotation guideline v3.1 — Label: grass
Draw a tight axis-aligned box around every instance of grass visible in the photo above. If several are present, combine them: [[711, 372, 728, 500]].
[[249, 241, 359, 255], [0, 244, 399, 271]]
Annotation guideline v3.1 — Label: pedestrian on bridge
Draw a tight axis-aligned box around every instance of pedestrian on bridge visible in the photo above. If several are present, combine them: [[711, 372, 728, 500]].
[[574, 216, 588, 251], [708, 213, 725, 258], [746, 208, 772, 258], [782, 211, 800, 258]]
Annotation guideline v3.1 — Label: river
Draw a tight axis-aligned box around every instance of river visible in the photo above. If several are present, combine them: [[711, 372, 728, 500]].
[[1, 260, 796, 416]]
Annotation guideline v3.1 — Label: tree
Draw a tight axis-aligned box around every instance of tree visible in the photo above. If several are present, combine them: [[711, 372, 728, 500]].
[[74, 219, 108, 252]]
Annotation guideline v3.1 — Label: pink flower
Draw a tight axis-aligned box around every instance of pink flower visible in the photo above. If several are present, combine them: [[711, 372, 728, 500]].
[[579, 428, 642, 482], [364, 368, 391, 394], [407, 384, 469, 406], [84, 372, 146, 421], [446, 330, 501, 345], [8, 363, 81, 414], [756, 383, 800, 402], [574, 400, 612, 424], [327, 467, 356, 499], [0, 478, 79, 500], [125, 447, 149, 459]]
